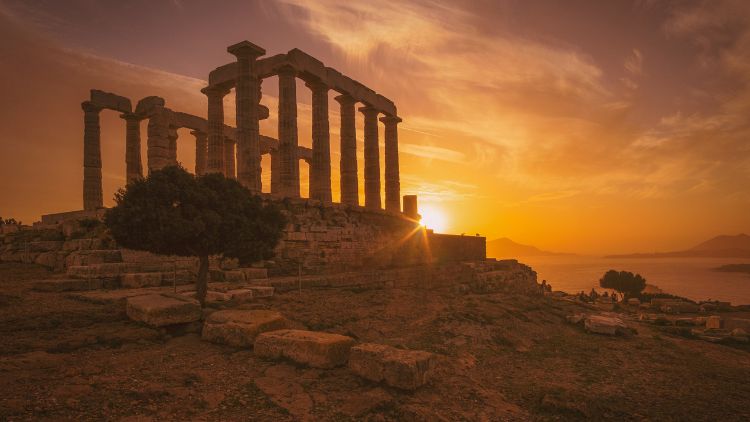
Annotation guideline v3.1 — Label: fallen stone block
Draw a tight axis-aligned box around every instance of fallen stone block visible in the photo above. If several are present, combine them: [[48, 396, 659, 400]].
[[202, 310, 289, 347], [348, 343, 436, 390], [706, 315, 722, 329], [584, 315, 630, 336], [121, 272, 162, 288], [33, 278, 103, 292], [239, 267, 268, 280], [223, 270, 246, 283], [180, 290, 232, 303], [126, 293, 201, 327], [247, 286, 274, 298], [254, 329, 356, 368], [226, 289, 254, 302]]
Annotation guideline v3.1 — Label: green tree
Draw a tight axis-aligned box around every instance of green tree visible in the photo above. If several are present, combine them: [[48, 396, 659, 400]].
[[599, 269, 647, 298], [105, 166, 286, 306]]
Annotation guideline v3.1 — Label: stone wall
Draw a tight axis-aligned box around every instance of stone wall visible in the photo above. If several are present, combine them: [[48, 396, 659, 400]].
[[426, 232, 486, 263]]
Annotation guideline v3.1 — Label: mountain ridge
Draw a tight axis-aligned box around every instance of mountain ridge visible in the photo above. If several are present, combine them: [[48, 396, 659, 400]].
[[606, 234, 750, 259]]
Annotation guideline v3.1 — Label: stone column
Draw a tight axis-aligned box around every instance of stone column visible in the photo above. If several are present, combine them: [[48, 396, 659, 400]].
[[122, 113, 143, 183], [82, 101, 102, 211], [202, 86, 229, 175], [277, 65, 299, 197], [360, 106, 381, 210], [167, 126, 179, 166], [270, 148, 281, 195], [147, 107, 171, 172], [224, 137, 236, 179], [380, 115, 402, 212], [191, 130, 208, 175], [228, 41, 265, 192], [335, 94, 358, 206], [306, 79, 332, 202]]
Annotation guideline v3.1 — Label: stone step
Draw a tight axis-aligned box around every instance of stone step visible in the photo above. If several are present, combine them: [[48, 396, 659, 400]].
[[67, 262, 195, 279], [254, 329, 356, 368], [126, 293, 202, 327], [202, 310, 289, 347], [348, 343, 436, 390], [32, 278, 105, 292], [65, 249, 122, 267], [121, 272, 163, 289]]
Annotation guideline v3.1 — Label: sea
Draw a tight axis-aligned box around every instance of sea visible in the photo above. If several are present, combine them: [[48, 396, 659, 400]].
[[515, 256, 750, 305]]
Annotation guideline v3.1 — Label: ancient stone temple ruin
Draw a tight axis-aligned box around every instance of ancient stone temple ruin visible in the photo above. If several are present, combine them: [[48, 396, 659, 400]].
[[80, 41, 402, 214], [2, 40, 536, 295]]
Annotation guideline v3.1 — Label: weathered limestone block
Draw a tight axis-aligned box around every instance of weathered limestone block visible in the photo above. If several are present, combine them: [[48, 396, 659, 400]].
[[126, 294, 201, 327], [160, 270, 195, 285], [65, 250, 122, 267], [67, 263, 140, 279], [247, 286, 274, 298], [28, 241, 63, 253], [706, 315, 722, 329], [584, 315, 629, 336], [348, 343, 436, 390], [226, 288, 255, 302], [202, 310, 289, 347], [33, 278, 103, 292], [223, 270, 246, 283], [121, 272, 162, 289], [239, 267, 268, 279], [90, 89, 132, 113], [180, 290, 232, 303], [254, 329, 356, 368], [34, 251, 65, 270]]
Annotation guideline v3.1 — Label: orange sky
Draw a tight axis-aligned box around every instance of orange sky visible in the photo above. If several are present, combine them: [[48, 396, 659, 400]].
[[0, 0, 749, 255]]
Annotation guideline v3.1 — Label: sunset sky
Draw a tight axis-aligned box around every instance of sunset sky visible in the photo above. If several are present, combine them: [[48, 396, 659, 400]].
[[1, 0, 749, 254]]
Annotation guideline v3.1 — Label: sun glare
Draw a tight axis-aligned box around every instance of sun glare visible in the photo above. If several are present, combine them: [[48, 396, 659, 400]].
[[419, 205, 448, 233]]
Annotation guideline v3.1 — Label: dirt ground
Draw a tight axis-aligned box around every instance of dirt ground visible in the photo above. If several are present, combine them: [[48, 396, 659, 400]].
[[1, 262, 750, 421]]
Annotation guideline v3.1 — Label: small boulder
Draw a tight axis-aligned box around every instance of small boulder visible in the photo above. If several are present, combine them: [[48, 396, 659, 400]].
[[348, 343, 436, 390], [254, 329, 356, 368], [202, 310, 289, 347], [126, 293, 201, 327], [584, 315, 630, 336]]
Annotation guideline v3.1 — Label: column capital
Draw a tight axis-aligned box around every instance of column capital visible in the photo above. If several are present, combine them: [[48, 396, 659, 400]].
[[380, 115, 402, 125], [227, 40, 266, 58], [201, 85, 231, 98], [305, 78, 329, 92], [120, 112, 143, 122], [81, 101, 101, 113], [190, 130, 207, 139], [334, 93, 356, 106], [358, 105, 380, 117], [276, 64, 297, 77]]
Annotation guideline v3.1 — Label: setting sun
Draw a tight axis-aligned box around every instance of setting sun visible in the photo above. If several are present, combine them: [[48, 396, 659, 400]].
[[419, 204, 448, 233]]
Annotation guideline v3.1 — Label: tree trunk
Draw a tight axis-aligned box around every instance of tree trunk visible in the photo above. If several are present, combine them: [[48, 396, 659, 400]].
[[196, 254, 209, 308]]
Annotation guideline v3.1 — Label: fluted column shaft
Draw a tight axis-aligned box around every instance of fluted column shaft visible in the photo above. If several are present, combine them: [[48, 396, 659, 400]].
[[335, 95, 358, 206], [192, 131, 208, 175], [360, 106, 381, 210], [307, 79, 331, 202], [122, 113, 143, 183], [228, 42, 265, 192], [381, 115, 402, 212], [147, 107, 170, 172], [204, 87, 228, 175], [278, 66, 299, 197], [82, 101, 102, 211], [167, 126, 178, 166], [224, 138, 236, 179], [270, 148, 281, 195]]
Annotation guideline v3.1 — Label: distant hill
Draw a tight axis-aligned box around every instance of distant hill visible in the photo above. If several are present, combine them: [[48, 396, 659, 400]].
[[487, 238, 571, 258], [606, 234, 750, 259]]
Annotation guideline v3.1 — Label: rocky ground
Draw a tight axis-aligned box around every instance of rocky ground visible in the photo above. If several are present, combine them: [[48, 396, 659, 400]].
[[1, 262, 750, 421]]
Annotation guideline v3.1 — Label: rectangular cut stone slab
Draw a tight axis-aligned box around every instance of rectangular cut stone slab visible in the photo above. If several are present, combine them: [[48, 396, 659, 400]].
[[223, 270, 246, 283], [126, 293, 201, 327], [226, 289, 254, 302], [584, 315, 627, 335], [247, 286, 274, 298], [33, 278, 103, 292], [202, 310, 289, 347], [121, 272, 162, 288], [254, 329, 356, 368], [180, 290, 232, 303], [239, 267, 268, 280], [348, 343, 436, 390]]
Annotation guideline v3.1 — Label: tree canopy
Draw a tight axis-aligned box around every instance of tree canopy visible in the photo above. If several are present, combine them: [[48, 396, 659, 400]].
[[599, 269, 647, 298], [105, 166, 286, 305]]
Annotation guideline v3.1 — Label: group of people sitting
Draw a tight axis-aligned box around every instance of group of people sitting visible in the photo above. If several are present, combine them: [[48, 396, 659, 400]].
[[576, 288, 620, 303]]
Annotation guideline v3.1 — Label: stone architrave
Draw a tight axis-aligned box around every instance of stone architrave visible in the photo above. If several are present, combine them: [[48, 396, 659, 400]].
[[306, 79, 332, 202], [380, 115, 401, 212], [122, 113, 143, 183], [228, 41, 266, 193], [191, 130, 208, 175], [203, 86, 229, 175], [82, 101, 103, 211], [277, 65, 300, 197], [360, 106, 381, 210], [335, 94, 358, 206]]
